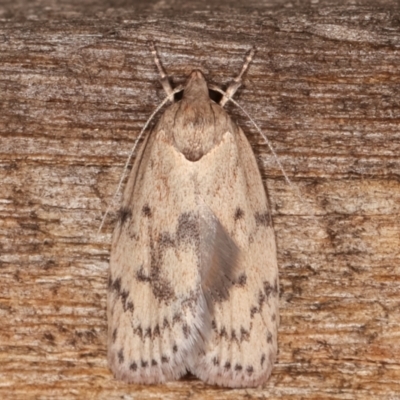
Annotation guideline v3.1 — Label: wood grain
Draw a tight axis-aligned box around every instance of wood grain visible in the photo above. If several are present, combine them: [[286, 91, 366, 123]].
[[1, 0, 399, 398]]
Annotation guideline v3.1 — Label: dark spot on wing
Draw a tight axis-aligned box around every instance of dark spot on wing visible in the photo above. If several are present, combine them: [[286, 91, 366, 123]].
[[158, 232, 175, 249], [176, 212, 200, 246], [272, 313, 277, 322], [224, 361, 231, 370], [261, 354, 266, 366], [250, 284, 278, 319], [110, 278, 134, 313], [258, 291, 266, 307], [264, 280, 279, 298], [120, 290, 129, 310], [172, 313, 182, 324], [246, 366, 254, 375], [173, 344, 178, 353], [144, 328, 151, 338], [220, 326, 228, 339], [136, 268, 150, 283], [153, 324, 160, 337], [182, 324, 190, 339], [118, 349, 124, 364], [142, 204, 152, 217], [234, 207, 244, 221], [126, 301, 134, 312], [112, 278, 121, 293], [136, 263, 175, 303], [112, 328, 117, 343], [267, 331, 273, 343], [213, 357, 219, 366], [133, 325, 163, 340], [236, 273, 247, 287], [180, 290, 197, 313], [235, 364, 243, 372], [118, 207, 132, 225], [264, 281, 273, 297], [161, 355, 169, 363], [231, 329, 238, 343], [250, 306, 258, 318], [134, 326, 143, 338], [151, 359, 158, 366], [141, 360, 148, 367], [255, 211, 271, 227], [130, 362, 137, 371], [240, 327, 250, 342]]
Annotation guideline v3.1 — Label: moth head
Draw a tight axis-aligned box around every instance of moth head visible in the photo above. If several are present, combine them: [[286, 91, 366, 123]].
[[182, 70, 209, 102]]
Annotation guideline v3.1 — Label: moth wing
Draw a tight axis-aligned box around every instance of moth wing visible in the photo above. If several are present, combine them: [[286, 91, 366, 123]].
[[107, 126, 207, 383], [191, 123, 279, 387]]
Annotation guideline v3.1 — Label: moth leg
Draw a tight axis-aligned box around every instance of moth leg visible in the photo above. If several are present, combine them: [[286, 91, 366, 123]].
[[219, 47, 255, 107], [149, 41, 175, 99]]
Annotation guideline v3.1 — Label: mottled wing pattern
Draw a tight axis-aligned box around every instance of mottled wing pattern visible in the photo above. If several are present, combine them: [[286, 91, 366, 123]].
[[108, 70, 278, 387], [191, 120, 279, 387], [107, 118, 208, 383]]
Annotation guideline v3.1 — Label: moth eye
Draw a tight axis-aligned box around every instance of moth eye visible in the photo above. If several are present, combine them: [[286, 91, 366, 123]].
[[208, 89, 223, 104], [174, 90, 184, 101]]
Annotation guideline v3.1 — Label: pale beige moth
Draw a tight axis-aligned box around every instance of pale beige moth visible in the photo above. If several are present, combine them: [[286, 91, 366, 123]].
[[107, 44, 279, 388]]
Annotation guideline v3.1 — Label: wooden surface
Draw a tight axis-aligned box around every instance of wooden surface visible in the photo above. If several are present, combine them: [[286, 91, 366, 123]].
[[1, 0, 400, 398]]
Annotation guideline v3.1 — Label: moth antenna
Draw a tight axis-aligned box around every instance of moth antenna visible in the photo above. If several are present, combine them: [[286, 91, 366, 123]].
[[213, 86, 316, 217], [98, 92, 179, 233], [99, 43, 185, 233], [149, 41, 175, 100], [220, 46, 256, 107]]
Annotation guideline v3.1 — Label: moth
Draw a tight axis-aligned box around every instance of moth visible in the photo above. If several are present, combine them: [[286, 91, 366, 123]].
[[107, 43, 279, 388]]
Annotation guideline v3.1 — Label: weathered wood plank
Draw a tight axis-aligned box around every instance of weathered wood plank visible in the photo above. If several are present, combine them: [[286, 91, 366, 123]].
[[1, 0, 400, 398]]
